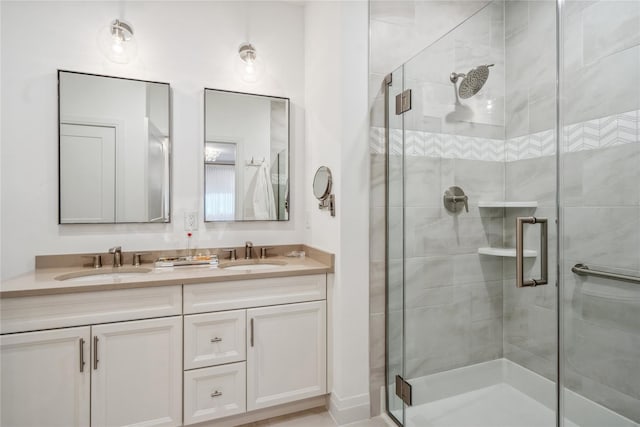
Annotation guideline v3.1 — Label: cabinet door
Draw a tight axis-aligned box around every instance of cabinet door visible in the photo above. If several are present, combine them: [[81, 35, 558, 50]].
[[0, 326, 91, 427], [247, 301, 326, 411], [91, 316, 182, 427]]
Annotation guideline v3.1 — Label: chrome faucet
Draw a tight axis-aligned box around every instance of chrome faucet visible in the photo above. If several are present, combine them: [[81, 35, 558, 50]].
[[245, 241, 253, 260], [108, 246, 122, 268]]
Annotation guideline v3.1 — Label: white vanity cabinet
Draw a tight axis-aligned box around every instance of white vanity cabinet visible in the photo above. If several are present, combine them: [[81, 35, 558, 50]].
[[0, 286, 183, 427], [182, 274, 328, 425], [247, 300, 327, 411], [0, 327, 91, 427], [0, 316, 182, 427], [1, 272, 329, 427]]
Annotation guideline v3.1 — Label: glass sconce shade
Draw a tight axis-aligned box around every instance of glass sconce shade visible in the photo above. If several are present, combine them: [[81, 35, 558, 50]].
[[236, 42, 264, 83], [97, 19, 138, 64]]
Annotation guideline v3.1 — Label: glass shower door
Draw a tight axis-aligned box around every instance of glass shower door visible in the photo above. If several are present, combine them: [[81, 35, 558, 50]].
[[559, 1, 640, 425], [386, 65, 406, 425], [385, 1, 559, 425]]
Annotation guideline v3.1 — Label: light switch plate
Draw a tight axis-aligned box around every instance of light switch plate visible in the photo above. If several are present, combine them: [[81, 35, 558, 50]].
[[184, 211, 198, 231]]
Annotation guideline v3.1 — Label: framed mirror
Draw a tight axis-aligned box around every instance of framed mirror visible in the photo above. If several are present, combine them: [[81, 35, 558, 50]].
[[58, 70, 171, 224], [204, 88, 290, 221]]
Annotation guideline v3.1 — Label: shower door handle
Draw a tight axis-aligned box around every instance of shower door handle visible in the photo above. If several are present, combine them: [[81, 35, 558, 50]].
[[516, 216, 548, 287]]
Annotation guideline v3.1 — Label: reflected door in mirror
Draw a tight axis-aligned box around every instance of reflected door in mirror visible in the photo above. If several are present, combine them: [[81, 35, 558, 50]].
[[60, 124, 116, 222]]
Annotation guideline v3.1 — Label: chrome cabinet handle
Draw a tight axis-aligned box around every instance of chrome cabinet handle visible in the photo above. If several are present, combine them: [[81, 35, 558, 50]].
[[93, 336, 99, 370], [210, 337, 222, 343], [211, 390, 223, 398], [250, 318, 254, 347], [516, 216, 548, 287], [79, 338, 86, 372]]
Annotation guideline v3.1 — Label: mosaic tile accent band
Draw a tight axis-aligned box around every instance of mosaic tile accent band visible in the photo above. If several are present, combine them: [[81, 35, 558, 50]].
[[370, 110, 639, 161]]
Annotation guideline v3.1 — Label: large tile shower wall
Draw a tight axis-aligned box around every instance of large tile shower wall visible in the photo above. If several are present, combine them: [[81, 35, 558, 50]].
[[502, 0, 558, 382], [561, 0, 640, 422]]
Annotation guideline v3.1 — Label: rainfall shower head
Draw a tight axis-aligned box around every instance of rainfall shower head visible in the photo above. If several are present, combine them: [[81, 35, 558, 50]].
[[450, 64, 494, 99]]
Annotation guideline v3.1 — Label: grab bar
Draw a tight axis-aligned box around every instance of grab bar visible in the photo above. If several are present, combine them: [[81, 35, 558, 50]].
[[516, 216, 548, 287], [572, 263, 640, 285]]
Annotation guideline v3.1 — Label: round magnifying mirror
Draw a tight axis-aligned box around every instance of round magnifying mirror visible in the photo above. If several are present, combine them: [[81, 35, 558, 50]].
[[313, 166, 332, 201]]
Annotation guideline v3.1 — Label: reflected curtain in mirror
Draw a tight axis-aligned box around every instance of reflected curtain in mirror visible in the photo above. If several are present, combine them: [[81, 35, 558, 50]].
[[204, 89, 289, 222]]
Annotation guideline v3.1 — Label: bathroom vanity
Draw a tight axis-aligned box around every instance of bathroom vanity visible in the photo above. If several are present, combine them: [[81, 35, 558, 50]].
[[0, 246, 332, 427]]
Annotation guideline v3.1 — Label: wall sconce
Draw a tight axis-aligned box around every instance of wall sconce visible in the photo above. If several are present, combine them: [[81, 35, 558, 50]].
[[98, 19, 137, 64], [236, 42, 263, 83]]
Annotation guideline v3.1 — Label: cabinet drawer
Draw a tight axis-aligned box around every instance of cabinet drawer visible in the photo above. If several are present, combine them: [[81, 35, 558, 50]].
[[183, 362, 246, 425], [183, 274, 326, 314], [1, 286, 182, 334], [184, 310, 246, 370]]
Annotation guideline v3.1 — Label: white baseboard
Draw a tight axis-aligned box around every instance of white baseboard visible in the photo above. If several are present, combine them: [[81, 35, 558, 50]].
[[329, 391, 371, 425]]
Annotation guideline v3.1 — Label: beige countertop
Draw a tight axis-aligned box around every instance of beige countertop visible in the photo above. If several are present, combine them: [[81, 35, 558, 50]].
[[1, 253, 333, 298]]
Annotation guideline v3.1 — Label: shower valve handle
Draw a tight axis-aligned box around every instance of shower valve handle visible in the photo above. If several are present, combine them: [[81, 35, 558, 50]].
[[450, 195, 469, 212], [443, 187, 469, 213]]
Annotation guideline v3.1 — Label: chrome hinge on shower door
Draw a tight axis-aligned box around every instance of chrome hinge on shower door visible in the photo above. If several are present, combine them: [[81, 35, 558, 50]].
[[395, 89, 412, 115], [395, 375, 412, 406]]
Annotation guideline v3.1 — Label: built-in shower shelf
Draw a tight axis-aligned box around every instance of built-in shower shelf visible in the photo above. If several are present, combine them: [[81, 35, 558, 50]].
[[478, 201, 538, 208], [478, 247, 537, 257]]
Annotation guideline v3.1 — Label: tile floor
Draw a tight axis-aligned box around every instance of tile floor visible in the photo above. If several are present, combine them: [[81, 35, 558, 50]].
[[239, 407, 394, 427]]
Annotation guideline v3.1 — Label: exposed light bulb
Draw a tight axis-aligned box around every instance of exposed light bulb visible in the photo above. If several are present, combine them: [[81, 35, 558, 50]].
[[112, 38, 124, 54], [97, 19, 137, 64], [237, 42, 262, 83]]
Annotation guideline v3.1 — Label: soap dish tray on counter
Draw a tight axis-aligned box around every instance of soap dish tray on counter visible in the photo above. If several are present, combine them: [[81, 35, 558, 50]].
[[155, 255, 218, 268]]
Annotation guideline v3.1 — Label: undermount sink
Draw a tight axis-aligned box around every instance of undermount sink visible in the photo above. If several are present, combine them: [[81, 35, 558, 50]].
[[55, 267, 152, 282], [219, 260, 287, 271]]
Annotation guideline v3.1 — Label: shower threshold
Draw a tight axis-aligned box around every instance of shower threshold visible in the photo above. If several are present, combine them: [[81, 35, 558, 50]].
[[390, 359, 637, 427]]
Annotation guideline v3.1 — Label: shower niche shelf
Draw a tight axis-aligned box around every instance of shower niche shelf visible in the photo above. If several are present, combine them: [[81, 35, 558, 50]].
[[478, 247, 537, 257], [478, 201, 538, 208]]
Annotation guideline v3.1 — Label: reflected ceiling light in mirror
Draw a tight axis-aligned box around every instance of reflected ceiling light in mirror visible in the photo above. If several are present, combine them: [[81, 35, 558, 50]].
[[237, 42, 263, 83], [98, 19, 137, 64], [205, 146, 222, 162]]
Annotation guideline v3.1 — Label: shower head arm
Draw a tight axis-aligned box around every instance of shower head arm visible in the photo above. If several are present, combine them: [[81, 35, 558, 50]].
[[450, 72, 465, 84]]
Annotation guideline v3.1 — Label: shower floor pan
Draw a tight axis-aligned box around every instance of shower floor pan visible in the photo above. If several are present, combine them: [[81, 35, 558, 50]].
[[390, 359, 637, 427]]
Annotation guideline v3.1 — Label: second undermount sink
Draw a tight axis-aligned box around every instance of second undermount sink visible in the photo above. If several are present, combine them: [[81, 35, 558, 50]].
[[55, 267, 153, 282], [219, 260, 287, 271]]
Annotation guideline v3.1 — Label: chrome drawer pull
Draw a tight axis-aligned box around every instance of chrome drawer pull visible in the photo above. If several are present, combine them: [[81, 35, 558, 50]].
[[210, 337, 222, 343], [211, 390, 223, 398]]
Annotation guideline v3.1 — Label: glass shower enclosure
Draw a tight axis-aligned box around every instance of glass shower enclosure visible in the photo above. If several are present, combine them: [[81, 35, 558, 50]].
[[384, 1, 640, 426]]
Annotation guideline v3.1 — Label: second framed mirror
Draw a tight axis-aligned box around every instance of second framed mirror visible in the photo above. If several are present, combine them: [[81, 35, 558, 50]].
[[204, 89, 290, 222]]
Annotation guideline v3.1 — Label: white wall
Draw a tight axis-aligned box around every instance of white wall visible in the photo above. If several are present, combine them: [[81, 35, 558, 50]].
[[305, 1, 370, 423], [0, 1, 305, 279]]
